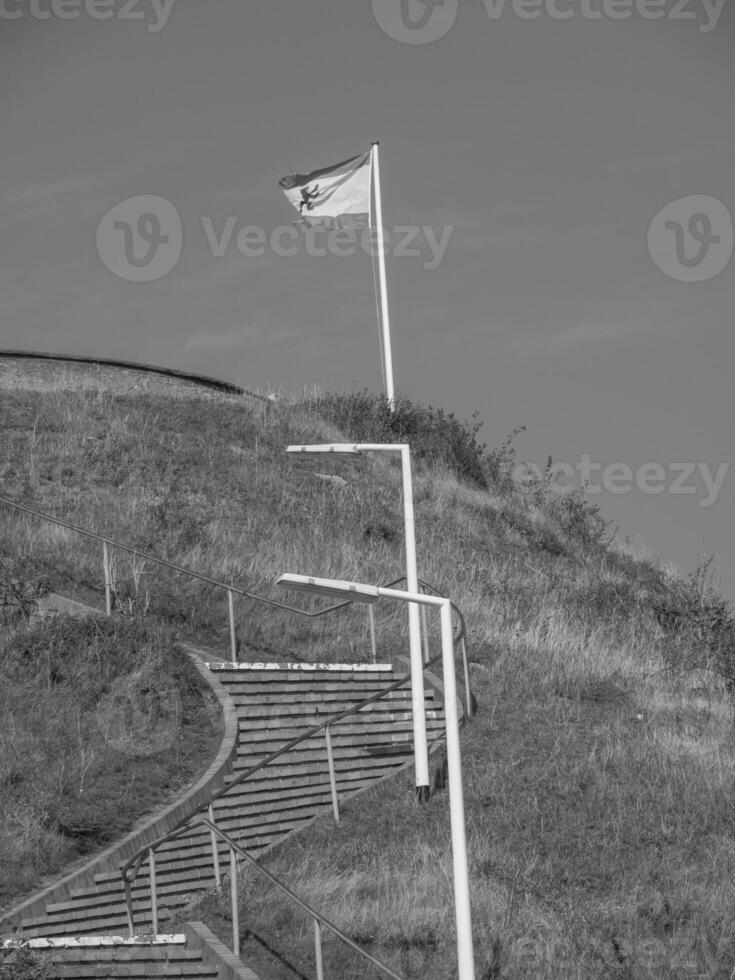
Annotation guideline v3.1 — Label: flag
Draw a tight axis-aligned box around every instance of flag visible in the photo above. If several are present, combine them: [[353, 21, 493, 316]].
[[279, 151, 371, 226]]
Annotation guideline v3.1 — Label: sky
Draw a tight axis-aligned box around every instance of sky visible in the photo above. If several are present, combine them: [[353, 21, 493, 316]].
[[1, 0, 733, 601]]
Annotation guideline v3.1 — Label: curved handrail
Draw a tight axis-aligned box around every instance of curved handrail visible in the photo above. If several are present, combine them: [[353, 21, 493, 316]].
[[121, 586, 467, 885]]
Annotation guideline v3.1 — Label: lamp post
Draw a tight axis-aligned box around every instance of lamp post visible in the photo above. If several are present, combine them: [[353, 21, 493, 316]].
[[287, 443, 429, 801], [277, 573, 476, 980]]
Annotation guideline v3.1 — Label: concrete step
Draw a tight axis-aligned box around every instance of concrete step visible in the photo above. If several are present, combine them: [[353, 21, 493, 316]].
[[34, 939, 220, 979], [224, 691, 438, 710], [235, 711, 444, 736]]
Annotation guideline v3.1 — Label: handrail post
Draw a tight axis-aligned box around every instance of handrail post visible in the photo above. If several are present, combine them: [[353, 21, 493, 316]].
[[148, 848, 158, 934], [313, 918, 324, 980], [124, 877, 135, 938], [102, 541, 112, 616], [209, 803, 221, 890], [420, 605, 430, 665], [461, 637, 473, 719], [367, 605, 377, 663], [230, 847, 240, 956], [227, 589, 238, 663], [324, 724, 339, 824]]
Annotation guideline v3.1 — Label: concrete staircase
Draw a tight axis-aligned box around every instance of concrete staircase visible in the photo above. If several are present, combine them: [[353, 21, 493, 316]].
[[1, 656, 450, 978], [4, 925, 258, 979]]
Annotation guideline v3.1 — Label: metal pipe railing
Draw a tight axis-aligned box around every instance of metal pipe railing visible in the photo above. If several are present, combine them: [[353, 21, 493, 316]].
[[1, 492, 474, 973], [229, 847, 240, 957], [324, 724, 339, 825], [0, 497, 471, 700], [121, 609, 469, 904], [208, 803, 221, 891], [148, 850, 158, 934], [198, 818, 406, 980]]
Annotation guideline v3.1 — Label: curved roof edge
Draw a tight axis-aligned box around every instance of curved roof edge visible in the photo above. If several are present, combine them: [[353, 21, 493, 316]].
[[0, 350, 273, 402]]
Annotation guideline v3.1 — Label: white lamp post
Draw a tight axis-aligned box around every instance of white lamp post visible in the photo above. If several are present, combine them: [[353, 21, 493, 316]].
[[277, 573, 476, 980], [287, 443, 429, 800]]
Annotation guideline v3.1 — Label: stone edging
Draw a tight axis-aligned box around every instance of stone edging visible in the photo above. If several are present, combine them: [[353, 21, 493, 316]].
[[184, 922, 263, 980]]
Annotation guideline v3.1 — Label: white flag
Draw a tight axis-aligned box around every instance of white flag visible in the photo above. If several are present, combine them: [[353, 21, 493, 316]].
[[279, 151, 371, 226]]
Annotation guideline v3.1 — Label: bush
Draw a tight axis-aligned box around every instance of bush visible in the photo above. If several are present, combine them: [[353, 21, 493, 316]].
[[546, 488, 612, 550], [306, 390, 489, 488], [0, 945, 50, 980], [483, 425, 527, 493], [649, 558, 735, 685]]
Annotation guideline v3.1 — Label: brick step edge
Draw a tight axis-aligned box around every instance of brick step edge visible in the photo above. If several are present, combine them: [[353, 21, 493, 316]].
[[5, 925, 263, 980]]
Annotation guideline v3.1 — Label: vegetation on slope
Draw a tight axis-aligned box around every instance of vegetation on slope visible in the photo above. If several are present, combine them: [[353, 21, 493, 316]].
[[2, 370, 735, 977], [0, 607, 222, 911]]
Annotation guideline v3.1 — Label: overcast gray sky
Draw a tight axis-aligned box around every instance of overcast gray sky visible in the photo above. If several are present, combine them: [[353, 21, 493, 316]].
[[2, 0, 733, 600]]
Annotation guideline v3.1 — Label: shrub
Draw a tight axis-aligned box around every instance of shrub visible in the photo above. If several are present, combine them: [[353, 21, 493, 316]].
[[649, 558, 735, 685], [483, 424, 527, 493], [0, 945, 50, 980], [546, 488, 612, 550], [305, 390, 489, 488]]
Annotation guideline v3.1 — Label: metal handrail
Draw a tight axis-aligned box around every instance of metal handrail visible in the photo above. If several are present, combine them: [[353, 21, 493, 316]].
[[0, 495, 342, 617], [121, 616, 464, 888], [0, 492, 473, 975], [202, 818, 406, 980], [0, 496, 468, 637]]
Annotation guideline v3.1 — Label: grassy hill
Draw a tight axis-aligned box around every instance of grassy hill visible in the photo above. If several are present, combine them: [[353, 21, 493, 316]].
[[2, 362, 735, 978]]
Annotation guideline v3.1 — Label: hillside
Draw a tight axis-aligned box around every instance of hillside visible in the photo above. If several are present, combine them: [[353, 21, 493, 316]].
[[2, 357, 735, 978]]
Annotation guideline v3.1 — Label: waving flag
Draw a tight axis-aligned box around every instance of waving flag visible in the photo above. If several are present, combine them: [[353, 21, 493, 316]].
[[279, 151, 371, 226], [276, 143, 395, 409]]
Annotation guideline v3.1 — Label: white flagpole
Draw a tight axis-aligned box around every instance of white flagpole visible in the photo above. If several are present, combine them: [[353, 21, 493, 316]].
[[371, 142, 396, 409]]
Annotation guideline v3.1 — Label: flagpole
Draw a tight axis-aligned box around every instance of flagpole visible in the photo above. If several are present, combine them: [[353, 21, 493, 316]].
[[371, 142, 395, 409]]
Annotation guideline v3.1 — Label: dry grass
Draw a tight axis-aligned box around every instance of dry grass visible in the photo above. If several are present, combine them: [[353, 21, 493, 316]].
[[2, 365, 735, 977], [0, 611, 222, 912]]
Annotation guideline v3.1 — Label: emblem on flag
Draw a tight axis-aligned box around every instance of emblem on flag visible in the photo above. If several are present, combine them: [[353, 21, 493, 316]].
[[278, 152, 371, 226]]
